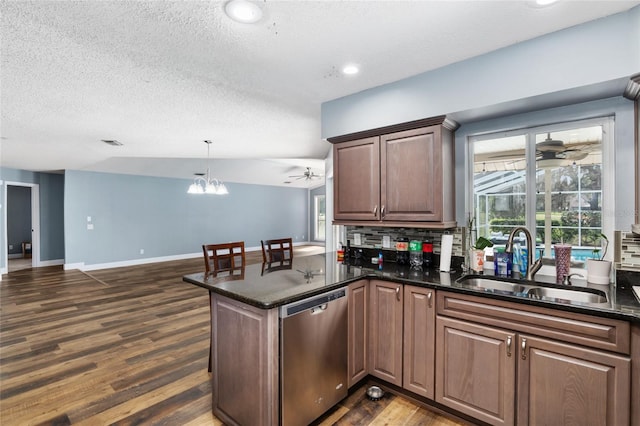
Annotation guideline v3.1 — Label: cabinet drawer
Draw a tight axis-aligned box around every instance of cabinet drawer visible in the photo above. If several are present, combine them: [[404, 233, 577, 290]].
[[437, 291, 630, 354]]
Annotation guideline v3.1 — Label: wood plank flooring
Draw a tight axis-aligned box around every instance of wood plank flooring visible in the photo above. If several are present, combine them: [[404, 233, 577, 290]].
[[1, 248, 466, 425]]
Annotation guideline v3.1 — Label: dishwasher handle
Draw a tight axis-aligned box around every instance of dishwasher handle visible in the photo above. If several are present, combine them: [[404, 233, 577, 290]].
[[311, 304, 327, 315]]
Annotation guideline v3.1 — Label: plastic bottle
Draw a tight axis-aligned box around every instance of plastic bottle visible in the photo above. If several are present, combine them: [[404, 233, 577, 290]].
[[396, 238, 409, 265], [409, 240, 423, 268], [422, 240, 433, 268]]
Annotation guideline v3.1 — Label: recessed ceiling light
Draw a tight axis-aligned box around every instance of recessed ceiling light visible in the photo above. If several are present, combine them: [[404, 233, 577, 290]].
[[535, 0, 558, 6], [225, 0, 263, 24], [342, 64, 359, 75]]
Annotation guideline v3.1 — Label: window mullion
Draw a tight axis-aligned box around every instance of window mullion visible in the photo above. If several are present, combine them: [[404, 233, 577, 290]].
[[525, 131, 537, 254]]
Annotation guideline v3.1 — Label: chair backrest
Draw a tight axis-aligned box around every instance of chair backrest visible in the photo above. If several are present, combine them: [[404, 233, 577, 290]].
[[261, 238, 293, 263], [202, 242, 246, 275]]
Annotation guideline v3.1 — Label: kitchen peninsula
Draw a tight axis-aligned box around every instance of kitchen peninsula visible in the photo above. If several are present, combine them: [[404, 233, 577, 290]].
[[183, 253, 640, 426]]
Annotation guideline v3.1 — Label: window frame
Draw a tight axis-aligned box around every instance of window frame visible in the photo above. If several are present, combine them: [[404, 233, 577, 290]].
[[466, 116, 615, 274], [313, 194, 326, 242]]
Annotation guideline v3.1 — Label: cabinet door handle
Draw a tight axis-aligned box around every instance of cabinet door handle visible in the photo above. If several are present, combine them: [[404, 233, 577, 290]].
[[521, 338, 527, 360], [427, 292, 433, 308], [396, 286, 400, 301], [373, 205, 378, 216], [506, 336, 512, 357], [381, 205, 385, 216]]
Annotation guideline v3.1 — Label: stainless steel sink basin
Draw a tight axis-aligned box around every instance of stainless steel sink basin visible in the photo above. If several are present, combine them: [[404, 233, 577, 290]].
[[525, 287, 607, 304], [457, 277, 529, 296], [455, 276, 608, 306]]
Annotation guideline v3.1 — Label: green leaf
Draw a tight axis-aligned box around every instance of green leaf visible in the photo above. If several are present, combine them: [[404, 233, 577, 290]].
[[474, 236, 494, 250]]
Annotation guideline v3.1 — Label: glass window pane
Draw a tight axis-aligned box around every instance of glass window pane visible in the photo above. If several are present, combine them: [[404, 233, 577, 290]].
[[472, 135, 526, 249], [535, 127, 602, 260], [314, 195, 326, 241]]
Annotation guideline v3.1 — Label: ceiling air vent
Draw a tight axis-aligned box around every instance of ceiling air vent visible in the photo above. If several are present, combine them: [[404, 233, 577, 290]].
[[101, 139, 123, 146]]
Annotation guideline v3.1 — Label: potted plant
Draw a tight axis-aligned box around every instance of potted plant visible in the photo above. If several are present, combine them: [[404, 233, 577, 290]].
[[470, 236, 494, 272], [586, 233, 611, 284]]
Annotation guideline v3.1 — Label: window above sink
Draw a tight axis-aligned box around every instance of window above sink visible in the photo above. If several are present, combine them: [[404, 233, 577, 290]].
[[466, 117, 615, 276]]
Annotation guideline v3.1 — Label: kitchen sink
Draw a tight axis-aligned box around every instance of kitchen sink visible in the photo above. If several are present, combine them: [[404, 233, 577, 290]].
[[455, 276, 609, 306]]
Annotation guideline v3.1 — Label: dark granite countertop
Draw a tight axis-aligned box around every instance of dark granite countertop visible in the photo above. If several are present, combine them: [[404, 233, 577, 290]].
[[182, 252, 640, 323]]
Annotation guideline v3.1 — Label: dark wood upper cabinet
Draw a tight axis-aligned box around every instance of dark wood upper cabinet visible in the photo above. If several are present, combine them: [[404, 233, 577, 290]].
[[330, 116, 457, 228], [333, 136, 380, 221]]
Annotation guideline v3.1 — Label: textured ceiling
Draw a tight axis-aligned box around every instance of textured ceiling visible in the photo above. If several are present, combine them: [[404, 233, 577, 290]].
[[1, 0, 638, 187]]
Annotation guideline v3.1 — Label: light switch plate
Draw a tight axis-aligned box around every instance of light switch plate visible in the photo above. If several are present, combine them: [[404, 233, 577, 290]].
[[87, 216, 92, 222], [87, 224, 94, 230], [354, 233, 361, 245]]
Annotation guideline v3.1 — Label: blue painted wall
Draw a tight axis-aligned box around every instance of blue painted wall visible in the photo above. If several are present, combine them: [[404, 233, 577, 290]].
[[63, 170, 308, 267]]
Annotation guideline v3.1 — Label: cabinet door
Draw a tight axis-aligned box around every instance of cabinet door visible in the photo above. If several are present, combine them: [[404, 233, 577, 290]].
[[380, 126, 442, 221], [333, 136, 380, 220], [347, 280, 368, 387], [435, 316, 516, 426], [517, 335, 630, 426], [368, 279, 403, 386], [403, 286, 435, 398]]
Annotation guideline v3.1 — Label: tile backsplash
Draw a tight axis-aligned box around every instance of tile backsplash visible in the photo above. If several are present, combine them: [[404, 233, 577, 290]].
[[615, 231, 640, 272], [345, 226, 465, 257]]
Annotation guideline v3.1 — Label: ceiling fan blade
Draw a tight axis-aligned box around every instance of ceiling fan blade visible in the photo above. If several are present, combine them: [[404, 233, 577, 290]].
[[560, 151, 589, 161]]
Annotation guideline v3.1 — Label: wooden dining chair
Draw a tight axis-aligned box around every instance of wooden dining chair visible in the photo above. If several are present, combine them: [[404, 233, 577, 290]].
[[202, 241, 246, 275], [261, 238, 293, 263], [201, 241, 245, 372]]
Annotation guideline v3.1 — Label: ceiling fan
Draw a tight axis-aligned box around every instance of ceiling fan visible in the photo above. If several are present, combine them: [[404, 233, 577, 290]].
[[288, 167, 323, 181], [536, 133, 593, 162], [481, 133, 599, 165]]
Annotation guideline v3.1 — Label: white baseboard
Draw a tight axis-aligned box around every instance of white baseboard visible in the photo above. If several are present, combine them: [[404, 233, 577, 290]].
[[39, 259, 64, 267], [62, 243, 323, 272]]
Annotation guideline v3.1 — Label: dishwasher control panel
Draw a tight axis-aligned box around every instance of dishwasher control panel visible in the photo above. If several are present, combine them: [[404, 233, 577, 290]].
[[280, 288, 346, 318]]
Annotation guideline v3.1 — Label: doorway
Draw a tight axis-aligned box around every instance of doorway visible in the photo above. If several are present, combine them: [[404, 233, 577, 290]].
[[4, 182, 40, 273]]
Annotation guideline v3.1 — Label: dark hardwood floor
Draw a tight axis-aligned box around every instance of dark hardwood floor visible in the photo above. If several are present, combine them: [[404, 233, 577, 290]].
[[1, 248, 465, 425]]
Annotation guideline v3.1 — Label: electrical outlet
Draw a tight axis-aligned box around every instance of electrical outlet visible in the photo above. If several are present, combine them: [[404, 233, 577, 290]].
[[87, 224, 94, 230], [140, 249, 144, 255], [9, 244, 13, 250]]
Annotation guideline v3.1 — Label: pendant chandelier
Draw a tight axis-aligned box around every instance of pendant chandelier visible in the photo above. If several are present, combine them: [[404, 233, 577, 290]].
[[187, 140, 229, 195]]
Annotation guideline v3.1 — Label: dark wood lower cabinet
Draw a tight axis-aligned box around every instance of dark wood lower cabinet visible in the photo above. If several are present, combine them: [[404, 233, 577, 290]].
[[348, 280, 368, 387], [403, 285, 436, 399], [435, 316, 516, 426], [368, 280, 404, 386], [435, 291, 633, 426], [517, 334, 630, 426], [212, 294, 279, 426]]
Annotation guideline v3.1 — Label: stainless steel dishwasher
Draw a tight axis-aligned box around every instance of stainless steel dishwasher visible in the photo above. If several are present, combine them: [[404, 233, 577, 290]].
[[280, 288, 348, 426]]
